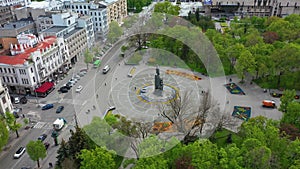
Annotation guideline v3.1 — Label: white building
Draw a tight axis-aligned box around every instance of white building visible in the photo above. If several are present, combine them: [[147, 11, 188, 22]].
[[0, 78, 13, 116], [0, 0, 30, 6], [64, 1, 108, 38], [0, 34, 64, 95]]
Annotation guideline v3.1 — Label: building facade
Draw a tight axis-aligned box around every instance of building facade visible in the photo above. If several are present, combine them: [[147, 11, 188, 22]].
[[42, 12, 88, 67], [0, 0, 30, 6], [0, 34, 64, 95], [204, 0, 300, 18], [65, 1, 108, 38], [0, 6, 15, 27], [0, 78, 13, 116], [100, 0, 127, 24]]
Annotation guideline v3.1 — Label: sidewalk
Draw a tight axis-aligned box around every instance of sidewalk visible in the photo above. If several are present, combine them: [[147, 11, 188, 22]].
[[0, 118, 31, 159]]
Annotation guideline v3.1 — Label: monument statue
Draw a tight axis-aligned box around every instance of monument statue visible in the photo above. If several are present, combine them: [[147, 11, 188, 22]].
[[154, 66, 163, 96]]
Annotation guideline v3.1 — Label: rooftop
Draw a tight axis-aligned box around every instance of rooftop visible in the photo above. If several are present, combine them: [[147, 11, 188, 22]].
[[0, 36, 57, 66], [64, 28, 84, 39], [0, 19, 34, 30], [42, 26, 68, 33]]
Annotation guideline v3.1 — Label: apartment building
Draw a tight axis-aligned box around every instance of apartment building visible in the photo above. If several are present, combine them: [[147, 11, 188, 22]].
[[65, 1, 108, 38], [0, 0, 30, 6], [204, 0, 300, 18], [100, 0, 127, 24], [0, 6, 15, 27], [0, 18, 36, 50], [0, 78, 13, 116], [42, 12, 88, 66], [0, 34, 64, 95]]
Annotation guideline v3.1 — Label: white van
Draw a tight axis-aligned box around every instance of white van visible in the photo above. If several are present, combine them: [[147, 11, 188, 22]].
[[102, 65, 110, 74]]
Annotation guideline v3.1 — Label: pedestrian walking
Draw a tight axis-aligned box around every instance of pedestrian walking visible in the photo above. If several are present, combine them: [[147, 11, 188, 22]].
[[229, 78, 232, 83], [49, 162, 53, 168], [115, 78, 117, 80], [105, 83, 106, 86], [96, 94, 99, 98], [93, 105, 96, 109]]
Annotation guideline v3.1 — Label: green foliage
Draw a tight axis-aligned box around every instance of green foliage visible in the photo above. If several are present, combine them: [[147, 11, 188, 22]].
[[0, 118, 9, 151], [107, 21, 123, 44], [84, 49, 93, 69], [26, 140, 47, 168], [122, 158, 136, 168], [79, 147, 116, 169], [154, 1, 180, 15], [4, 112, 22, 138], [280, 89, 297, 112], [126, 52, 142, 64], [127, 0, 152, 13], [281, 102, 300, 129], [235, 50, 256, 82]]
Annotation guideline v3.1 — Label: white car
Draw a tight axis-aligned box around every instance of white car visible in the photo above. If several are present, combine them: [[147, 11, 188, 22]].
[[69, 78, 77, 84], [14, 147, 26, 159], [73, 75, 80, 80], [76, 85, 83, 93]]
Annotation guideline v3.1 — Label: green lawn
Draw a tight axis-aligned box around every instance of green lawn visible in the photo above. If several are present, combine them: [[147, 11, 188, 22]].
[[210, 129, 242, 148], [147, 53, 190, 69], [126, 53, 142, 64], [254, 71, 300, 90]]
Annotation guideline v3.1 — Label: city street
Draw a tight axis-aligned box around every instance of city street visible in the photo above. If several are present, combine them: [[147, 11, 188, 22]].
[[0, 39, 125, 169]]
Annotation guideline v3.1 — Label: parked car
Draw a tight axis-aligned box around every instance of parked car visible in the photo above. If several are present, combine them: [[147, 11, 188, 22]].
[[140, 88, 147, 93], [42, 104, 54, 110], [11, 96, 20, 104], [78, 72, 85, 77], [73, 75, 81, 80], [14, 147, 26, 159], [37, 134, 47, 141], [69, 78, 77, 84], [76, 85, 83, 93], [56, 106, 64, 113], [44, 142, 50, 150], [65, 82, 74, 87], [20, 97, 27, 104], [102, 65, 110, 74], [59, 87, 68, 93]]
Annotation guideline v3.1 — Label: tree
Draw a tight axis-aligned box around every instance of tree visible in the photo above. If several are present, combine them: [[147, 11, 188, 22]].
[[5, 112, 21, 138], [279, 89, 296, 112], [154, 1, 180, 15], [107, 21, 123, 44], [235, 50, 256, 82], [26, 140, 47, 168], [280, 123, 300, 141], [281, 102, 300, 129], [0, 118, 9, 151], [56, 139, 70, 168], [84, 49, 93, 70], [68, 126, 95, 167], [79, 147, 116, 169]]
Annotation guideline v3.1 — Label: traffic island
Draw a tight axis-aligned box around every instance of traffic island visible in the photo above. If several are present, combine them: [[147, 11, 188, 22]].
[[225, 83, 245, 95]]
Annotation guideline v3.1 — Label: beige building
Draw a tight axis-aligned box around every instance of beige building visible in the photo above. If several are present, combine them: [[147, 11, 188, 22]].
[[0, 6, 15, 27], [0, 78, 13, 116], [205, 0, 300, 18], [100, 0, 127, 24]]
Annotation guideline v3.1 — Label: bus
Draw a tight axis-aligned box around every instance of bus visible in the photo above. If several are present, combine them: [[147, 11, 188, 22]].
[[93, 60, 101, 68]]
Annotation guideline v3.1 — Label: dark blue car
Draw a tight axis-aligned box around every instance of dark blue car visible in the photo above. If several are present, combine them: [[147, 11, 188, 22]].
[[42, 104, 54, 110]]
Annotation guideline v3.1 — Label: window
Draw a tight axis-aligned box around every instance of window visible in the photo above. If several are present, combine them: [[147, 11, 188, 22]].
[[15, 77, 18, 83], [7, 77, 10, 83], [11, 77, 14, 83], [2, 77, 5, 83], [33, 76, 36, 82], [2, 97, 6, 104], [0, 68, 2, 73], [4, 68, 6, 73], [19, 69, 26, 75], [31, 67, 33, 73], [12, 68, 15, 73], [8, 68, 11, 73]]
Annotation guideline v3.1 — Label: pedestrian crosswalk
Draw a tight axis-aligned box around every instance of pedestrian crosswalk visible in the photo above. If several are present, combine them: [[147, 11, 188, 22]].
[[33, 122, 53, 129]]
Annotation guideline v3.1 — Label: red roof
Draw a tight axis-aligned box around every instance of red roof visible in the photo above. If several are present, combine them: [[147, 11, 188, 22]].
[[0, 36, 57, 65], [35, 82, 54, 93]]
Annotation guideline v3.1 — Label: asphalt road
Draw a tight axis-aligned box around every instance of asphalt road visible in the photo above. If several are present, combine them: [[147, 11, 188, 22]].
[[0, 39, 125, 169]]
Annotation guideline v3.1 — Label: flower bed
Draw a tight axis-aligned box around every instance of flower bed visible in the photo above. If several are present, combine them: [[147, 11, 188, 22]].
[[232, 106, 251, 121], [166, 70, 201, 80], [152, 122, 172, 132], [225, 83, 245, 95]]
